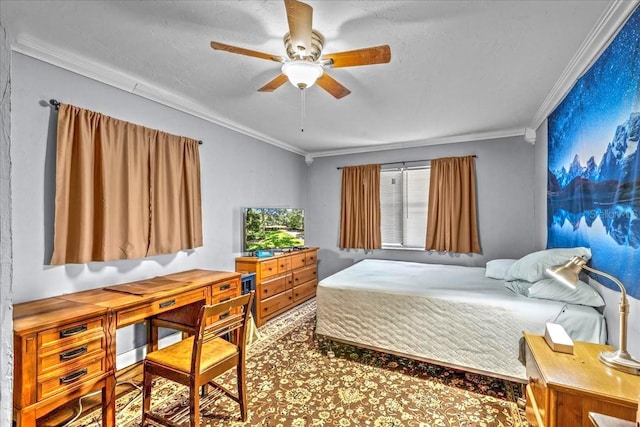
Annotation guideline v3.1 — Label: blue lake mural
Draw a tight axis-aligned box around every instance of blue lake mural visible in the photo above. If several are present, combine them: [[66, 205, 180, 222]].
[[547, 6, 640, 300]]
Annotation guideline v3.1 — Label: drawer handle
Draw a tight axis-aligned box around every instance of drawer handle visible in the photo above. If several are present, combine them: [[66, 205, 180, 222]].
[[264, 289, 269, 294], [219, 284, 231, 291], [220, 311, 230, 319], [60, 324, 87, 338], [159, 299, 176, 309], [309, 256, 315, 261], [60, 345, 88, 361], [60, 368, 88, 384], [220, 297, 231, 303]]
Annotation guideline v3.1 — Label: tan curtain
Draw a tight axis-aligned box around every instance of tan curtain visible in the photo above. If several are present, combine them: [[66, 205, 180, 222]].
[[426, 156, 481, 253], [51, 104, 202, 264], [339, 164, 381, 250], [148, 133, 203, 256]]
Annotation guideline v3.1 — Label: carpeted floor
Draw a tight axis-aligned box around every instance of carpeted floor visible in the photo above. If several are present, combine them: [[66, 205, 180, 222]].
[[70, 299, 528, 426]]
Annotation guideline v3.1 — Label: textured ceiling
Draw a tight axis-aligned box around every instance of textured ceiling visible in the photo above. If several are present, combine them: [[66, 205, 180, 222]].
[[1, 1, 622, 156]]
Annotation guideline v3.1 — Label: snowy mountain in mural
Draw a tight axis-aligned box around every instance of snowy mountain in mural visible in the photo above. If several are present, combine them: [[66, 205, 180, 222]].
[[549, 112, 640, 246], [551, 113, 640, 188]]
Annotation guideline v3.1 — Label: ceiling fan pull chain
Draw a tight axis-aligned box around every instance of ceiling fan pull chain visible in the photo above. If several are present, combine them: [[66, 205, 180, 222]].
[[300, 88, 305, 132]]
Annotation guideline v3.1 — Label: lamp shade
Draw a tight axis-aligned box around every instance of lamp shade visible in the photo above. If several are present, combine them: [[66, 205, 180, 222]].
[[282, 60, 323, 89], [544, 256, 586, 288]]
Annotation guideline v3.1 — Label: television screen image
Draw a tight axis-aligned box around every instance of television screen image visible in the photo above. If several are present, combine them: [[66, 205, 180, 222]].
[[243, 208, 304, 252]]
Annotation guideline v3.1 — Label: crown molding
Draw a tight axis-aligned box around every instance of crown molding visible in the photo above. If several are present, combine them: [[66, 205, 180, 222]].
[[11, 36, 307, 157], [310, 128, 525, 159], [530, 0, 639, 130]]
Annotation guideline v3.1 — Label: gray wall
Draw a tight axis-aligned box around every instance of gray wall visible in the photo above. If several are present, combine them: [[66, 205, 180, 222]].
[[10, 52, 309, 359], [533, 120, 640, 357], [0, 19, 13, 427], [307, 136, 537, 280]]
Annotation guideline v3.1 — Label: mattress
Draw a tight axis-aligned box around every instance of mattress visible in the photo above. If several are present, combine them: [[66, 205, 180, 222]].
[[316, 259, 607, 381]]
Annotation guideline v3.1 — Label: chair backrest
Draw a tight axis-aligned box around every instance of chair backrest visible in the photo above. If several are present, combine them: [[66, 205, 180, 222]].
[[191, 291, 255, 372]]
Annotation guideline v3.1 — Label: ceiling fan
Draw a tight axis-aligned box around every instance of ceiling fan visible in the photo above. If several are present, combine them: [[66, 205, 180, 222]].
[[210, 0, 391, 99]]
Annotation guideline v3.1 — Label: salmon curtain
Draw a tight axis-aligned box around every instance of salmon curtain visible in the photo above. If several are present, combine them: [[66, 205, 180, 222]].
[[339, 164, 381, 250], [51, 103, 202, 264], [426, 156, 481, 253]]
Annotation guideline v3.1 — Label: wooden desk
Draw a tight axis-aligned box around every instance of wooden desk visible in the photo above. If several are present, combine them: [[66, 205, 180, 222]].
[[524, 333, 640, 427], [13, 269, 241, 427]]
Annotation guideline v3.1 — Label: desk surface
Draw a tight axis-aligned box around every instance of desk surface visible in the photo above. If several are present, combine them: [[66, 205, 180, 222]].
[[13, 269, 241, 333]]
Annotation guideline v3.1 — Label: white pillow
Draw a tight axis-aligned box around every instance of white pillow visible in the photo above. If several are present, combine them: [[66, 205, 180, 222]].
[[504, 279, 536, 296], [485, 259, 517, 280], [527, 278, 605, 307], [504, 247, 592, 283]]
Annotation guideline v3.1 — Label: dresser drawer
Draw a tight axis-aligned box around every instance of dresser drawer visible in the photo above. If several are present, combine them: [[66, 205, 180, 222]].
[[211, 278, 239, 296], [526, 342, 547, 427], [261, 259, 279, 279], [39, 335, 105, 376], [277, 257, 291, 274], [117, 287, 208, 327], [293, 265, 316, 286], [260, 290, 293, 319], [290, 253, 306, 269], [38, 318, 104, 351], [305, 250, 317, 265], [293, 279, 317, 302], [38, 357, 105, 401], [261, 274, 292, 300]]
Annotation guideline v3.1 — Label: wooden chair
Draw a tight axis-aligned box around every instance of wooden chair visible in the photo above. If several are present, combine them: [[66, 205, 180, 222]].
[[142, 292, 255, 426]]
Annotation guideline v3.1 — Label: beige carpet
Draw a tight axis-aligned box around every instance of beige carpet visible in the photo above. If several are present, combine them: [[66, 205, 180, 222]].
[[70, 299, 527, 426]]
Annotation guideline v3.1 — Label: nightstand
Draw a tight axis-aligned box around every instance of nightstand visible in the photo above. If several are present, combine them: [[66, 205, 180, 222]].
[[589, 412, 636, 427], [524, 332, 640, 427]]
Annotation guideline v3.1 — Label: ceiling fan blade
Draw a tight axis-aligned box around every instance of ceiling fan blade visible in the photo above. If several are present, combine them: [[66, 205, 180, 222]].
[[284, 0, 313, 55], [322, 45, 391, 68], [210, 41, 284, 63], [258, 74, 289, 92], [316, 73, 351, 99]]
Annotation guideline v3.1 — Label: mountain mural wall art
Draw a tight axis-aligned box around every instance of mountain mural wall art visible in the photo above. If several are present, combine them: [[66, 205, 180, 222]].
[[548, 6, 640, 300]]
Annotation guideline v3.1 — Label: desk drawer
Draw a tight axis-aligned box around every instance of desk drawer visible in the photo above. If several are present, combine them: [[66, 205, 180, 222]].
[[211, 278, 239, 296], [117, 288, 208, 327], [38, 318, 104, 350], [38, 357, 105, 401], [39, 335, 105, 376]]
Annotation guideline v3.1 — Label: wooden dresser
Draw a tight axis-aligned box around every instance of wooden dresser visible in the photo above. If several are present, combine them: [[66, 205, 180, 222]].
[[236, 247, 318, 327], [524, 332, 640, 427]]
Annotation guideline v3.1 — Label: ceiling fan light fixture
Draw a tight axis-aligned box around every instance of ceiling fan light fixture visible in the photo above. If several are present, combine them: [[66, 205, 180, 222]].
[[282, 60, 323, 89]]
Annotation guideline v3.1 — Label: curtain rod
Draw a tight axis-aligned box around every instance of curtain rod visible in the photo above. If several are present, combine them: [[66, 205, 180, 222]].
[[336, 155, 477, 170], [49, 99, 204, 145]]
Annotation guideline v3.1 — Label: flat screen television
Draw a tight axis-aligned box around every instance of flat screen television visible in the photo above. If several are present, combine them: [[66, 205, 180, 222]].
[[242, 207, 305, 253]]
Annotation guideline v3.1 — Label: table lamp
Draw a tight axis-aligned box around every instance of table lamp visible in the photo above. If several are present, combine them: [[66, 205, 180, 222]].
[[546, 256, 640, 375]]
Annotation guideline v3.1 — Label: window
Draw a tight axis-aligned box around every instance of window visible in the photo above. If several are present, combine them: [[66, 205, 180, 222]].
[[380, 167, 430, 249]]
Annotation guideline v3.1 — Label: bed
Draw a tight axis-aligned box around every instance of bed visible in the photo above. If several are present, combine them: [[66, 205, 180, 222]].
[[315, 258, 607, 382]]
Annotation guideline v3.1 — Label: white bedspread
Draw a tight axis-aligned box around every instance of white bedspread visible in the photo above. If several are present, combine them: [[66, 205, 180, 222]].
[[316, 259, 607, 381]]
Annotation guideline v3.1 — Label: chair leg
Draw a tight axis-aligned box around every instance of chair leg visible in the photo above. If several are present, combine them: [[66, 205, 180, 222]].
[[237, 362, 247, 421], [142, 362, 153, 426], [189, 381, 201, 427]]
